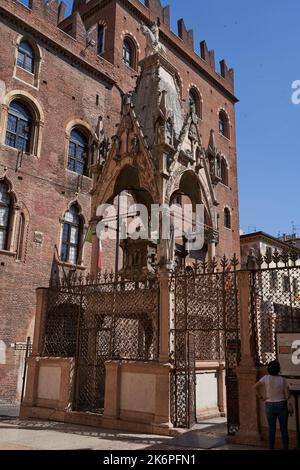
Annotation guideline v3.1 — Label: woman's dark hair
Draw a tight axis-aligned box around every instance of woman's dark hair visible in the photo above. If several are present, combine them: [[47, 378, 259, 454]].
[[267, 360, 281, 376]]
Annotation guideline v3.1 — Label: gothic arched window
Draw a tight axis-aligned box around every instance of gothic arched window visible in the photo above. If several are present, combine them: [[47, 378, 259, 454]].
[[224, 207, 231, 229], [189, 89, 201, 118], [123, 38, 135, 68], [221, 158, 228, 186], [219, 110, 230, 138], [0, 181, 11, 251], [68, 129, 88, 176], [5, 100, 32, 153], [97, 25, 105, 55], [17, 40, 35, 73], [60, 205, 82, 265]]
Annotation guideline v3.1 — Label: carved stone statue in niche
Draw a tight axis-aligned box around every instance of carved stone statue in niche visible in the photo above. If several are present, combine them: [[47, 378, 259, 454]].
[[188, 122, 198, 143], [124, 115, 133, 132], [166, 119, 174, 147], [99, 137, 110, 163], [167, 153, 174, 171], [195, 147, 204, 171], [130, 134, 140, 157], [155, 119, 165, 145], [122, 92, 133, 115], [112, 135, 122, 160]]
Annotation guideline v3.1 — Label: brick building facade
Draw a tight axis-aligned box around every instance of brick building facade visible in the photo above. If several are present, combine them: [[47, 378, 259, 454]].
[[0, 0, 240, 404]]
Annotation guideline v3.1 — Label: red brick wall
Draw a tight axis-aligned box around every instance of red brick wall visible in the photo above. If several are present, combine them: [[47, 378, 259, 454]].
[[0, 2, 119, 402], [0, 0, 240, 403]]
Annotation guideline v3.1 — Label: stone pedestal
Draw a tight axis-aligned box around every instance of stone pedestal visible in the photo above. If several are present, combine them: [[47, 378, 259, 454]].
[[104, 361, 171, 427], [231, 271, 262, 445], [103, 360, 172, 428], [233, 361, 262, 445]]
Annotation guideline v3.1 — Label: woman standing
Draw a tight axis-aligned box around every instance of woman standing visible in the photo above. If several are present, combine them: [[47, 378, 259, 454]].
[[254, 360, 293, 450]]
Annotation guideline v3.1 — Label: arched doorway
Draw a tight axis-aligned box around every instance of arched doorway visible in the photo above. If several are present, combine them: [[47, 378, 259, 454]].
[[97, 165, 156, 276], [170, 171, 216, 268]]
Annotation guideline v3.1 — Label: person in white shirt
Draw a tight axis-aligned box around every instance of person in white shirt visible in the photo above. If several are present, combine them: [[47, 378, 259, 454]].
[[254, 360, 293, 450]]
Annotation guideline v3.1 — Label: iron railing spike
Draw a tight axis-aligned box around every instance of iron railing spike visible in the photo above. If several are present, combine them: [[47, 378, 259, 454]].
[[231, 253, 239, 270], [272, 249, 281, 267], [220, 255, 228, 271], [256, 251, 264, 268]]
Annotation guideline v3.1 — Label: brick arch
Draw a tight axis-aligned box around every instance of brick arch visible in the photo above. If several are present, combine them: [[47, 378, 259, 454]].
[[65, 119, 97, 140], [3, 89, 45, 124], [65, 119, 98, 176], [121, 30, 141, 53], [14, 34, 43, 88], [217, 107, 231, 139], [188, 84, 203, 119], [166, 169, 217, 230], [121, 32, 140, 70], [15, 33, 43, 62], [59, 199, 86, 228]]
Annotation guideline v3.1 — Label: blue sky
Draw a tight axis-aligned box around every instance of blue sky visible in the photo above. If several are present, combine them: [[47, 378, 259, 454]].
[[63, 0, 300, 237]]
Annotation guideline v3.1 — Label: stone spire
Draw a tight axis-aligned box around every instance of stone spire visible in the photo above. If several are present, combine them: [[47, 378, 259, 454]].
[[133, 53, 183, 151]]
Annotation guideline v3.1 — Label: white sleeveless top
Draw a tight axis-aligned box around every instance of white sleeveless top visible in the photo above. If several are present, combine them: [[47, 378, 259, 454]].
[[259, 375, 287, 403]]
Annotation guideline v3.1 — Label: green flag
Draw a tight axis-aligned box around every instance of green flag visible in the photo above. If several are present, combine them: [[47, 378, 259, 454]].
[[85, 226, 93, 243]]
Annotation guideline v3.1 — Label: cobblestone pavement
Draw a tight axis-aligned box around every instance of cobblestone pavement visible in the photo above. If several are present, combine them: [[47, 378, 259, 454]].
[[0, 417, 264, 451]]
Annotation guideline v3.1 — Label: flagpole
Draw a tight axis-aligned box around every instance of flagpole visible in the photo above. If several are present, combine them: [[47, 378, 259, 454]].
[[73, 223, 91, 276], [115, 194, 120, 281]]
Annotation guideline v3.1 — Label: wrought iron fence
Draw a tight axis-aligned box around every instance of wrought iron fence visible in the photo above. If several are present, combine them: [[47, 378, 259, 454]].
[[249, 252, 300, 366], [42, 271, 159, 412], [170, 255, 241, 433], [39, 250, 300, 427]]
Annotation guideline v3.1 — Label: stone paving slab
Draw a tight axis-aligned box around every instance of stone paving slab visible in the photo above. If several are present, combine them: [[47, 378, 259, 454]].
[[0, 418, 264, 451], [170, 431, 226, 449], [0, 420, 173, 451]]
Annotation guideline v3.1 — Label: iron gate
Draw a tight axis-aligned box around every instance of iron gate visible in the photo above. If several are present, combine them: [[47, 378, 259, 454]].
[[170, 256, 241, 434], [42, 272, 159, 413], [170, 331, 196, 428]]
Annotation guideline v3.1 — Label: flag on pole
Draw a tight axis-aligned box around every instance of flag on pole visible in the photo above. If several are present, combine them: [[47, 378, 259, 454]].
[[98, 237, 102, 272], [85, 225, 93, 244]]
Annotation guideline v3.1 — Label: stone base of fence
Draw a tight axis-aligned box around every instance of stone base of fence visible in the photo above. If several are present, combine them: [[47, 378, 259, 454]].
[[19, 405, 177, 437], [20, 357, 175, 437]]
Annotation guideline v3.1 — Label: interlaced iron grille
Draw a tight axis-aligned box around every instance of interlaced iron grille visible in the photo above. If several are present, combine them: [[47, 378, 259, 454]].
[[170, 257, 241, 435], [250, 265, 300, 366], [42, 274, 159, 413], [170, 331, 196, 429], [42, 289, 81, 357]]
